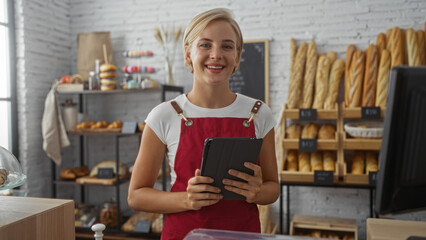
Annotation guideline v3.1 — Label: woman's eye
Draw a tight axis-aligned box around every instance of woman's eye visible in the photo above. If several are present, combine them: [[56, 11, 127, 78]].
[[199, 43, 211, 48], [223, 45, 234, 50]]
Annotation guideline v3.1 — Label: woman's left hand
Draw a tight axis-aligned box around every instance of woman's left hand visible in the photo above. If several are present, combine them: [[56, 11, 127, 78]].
[[222, 162, 262, 203]]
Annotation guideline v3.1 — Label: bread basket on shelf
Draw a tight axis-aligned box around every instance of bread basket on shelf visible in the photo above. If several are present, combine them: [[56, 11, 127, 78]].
[[344, 120, 384, 139]]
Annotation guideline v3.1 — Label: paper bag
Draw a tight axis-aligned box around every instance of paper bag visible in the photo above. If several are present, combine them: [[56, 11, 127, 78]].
[[77, 32, 114, 80]]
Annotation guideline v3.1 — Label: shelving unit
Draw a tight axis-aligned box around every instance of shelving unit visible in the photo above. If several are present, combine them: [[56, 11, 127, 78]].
[[53, 85, 184, 239]]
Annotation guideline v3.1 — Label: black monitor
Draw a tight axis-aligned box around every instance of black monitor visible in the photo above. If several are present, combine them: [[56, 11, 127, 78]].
[[376, 66, 426, 215]]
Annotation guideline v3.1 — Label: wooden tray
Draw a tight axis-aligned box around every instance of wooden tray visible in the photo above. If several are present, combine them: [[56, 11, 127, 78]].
[[341, 104, 386, 118], [283, 103, 339, 119], [342, 132, 381, 150]]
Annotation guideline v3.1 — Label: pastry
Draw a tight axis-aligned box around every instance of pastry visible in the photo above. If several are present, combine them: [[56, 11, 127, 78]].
[[347, 50, 365, 107], [323, 151, 335, 171], [417, 30, 425, 65], [351, 151, 365, 174], [90, 160, 129, 178], [300, 40, 317, 108], [288, 42, 308, 109], [318, 124, 335, 140], [310, 152, 323, 171], [345, 45, 356, 107], [286, 150, 298, 171], [60, 168, 77, 180], [286, 123, 302, 139], [312, 55, 331, 109], [301, 122, 319, 139], [73, 166, 90, 177], [0, 168, 8, 186], [298, 152, 311, 172], [366, 152, 378, 173], [406, 28, 421, 66], [324, 59, 345, 109], [362, 44, 379, 107], [375, 49, 391, 108]]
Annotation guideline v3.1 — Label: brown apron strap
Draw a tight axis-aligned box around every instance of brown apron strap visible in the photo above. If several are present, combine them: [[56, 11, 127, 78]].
[[170, 101, 193, 127], [243, 100, 263, 127]]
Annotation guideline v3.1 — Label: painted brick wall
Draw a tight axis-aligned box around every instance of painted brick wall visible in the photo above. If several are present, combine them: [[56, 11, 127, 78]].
[[15, 0, 426, 238]]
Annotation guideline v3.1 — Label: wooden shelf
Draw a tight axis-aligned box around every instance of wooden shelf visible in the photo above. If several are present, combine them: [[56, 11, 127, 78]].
[[68, 129, 142, 136], [58, 87, 160, 95], [341, 105, 386, 118], [283, 104, 339, 119]]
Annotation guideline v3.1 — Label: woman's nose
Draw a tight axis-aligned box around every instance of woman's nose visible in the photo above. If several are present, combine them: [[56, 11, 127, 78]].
[[210, 46, 222, 59]]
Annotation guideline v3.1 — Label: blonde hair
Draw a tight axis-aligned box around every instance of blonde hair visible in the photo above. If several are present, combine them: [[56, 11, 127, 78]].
[[183, 8, 243, 73]]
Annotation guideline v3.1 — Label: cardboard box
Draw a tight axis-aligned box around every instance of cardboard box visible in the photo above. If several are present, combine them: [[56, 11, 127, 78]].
[[367, 218, 426, 240], [290, 215, 357, 239]]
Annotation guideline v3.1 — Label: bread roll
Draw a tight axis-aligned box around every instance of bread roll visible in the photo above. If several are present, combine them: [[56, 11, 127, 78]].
[[348, 50, 365, 107], [73, 166, 90, 177], [324, 59, 345, 109], [60, 168, 76, 180], [301, 40, 318, 108], [288, 42, 308, 109], [406, 28, 421, 66], [362, 44, 379, 107], [375, 49, 391, 108], [351, 151, 365, 174], [290, 38, 297, 72], [326, 51, 337, 65], [286, 123, 302, 139], [345, 45, 357, 107], [318, 124, 335, 140], [310, 152, 323, 171], [417, 30, 425, 65], [376, 33, 386, 59], [301, 122, 319, 139], [298, 152, 311, 172], [323, 151, 335, 171], [391, 27, 404, 67], [0, 169, 8, 185], [286, 150, 298, 171], [366, 152, 378, 174], [312, 55, 331, 109]]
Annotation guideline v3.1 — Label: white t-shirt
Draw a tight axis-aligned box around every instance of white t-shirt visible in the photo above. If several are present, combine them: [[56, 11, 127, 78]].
[[145, 93, 276, 185]]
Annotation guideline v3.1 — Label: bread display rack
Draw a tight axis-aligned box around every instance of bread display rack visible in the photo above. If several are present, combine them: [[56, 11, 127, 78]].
[[53, 85, 184, 239]]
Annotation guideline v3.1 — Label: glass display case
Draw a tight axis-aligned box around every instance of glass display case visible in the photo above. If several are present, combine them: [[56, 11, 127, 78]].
[[0, 146, 26, 191]]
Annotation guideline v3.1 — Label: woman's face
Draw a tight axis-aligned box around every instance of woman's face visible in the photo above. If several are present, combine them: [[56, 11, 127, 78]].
[[186, 20, 240, 86]]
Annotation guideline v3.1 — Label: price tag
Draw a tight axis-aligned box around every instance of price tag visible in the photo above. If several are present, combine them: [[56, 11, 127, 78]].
[[97, 168, 114, 179], [121, 121, 137, 134], [369, 171, 377, 186], [299, 139, 317, 152], [314, 171, 334, 185], [299, 108, 317, 121], [361, 107, 381, 119], [134, 220, 151, 233]]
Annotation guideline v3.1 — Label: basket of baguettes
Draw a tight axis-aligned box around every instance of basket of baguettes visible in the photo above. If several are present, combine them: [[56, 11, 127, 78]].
[[281, 23, 426, 185]]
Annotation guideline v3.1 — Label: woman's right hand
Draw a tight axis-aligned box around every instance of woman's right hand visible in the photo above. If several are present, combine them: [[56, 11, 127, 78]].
[[185, 169, 223, 210]]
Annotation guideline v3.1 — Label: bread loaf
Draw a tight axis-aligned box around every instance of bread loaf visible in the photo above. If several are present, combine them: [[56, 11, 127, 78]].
[[298, 152, 311, 172], [288, 42, 308, 109], [391, 27, 404, 67], [406, 28, 421, 66], [362, 44, 379, 107], [351, 151, 365, 174], [60, 168, 76, 180], [300, 40, 318, 108], [310, 152, 323, 171], [385, 28, 393, 51], [345, 45, 357, 107], [348, 50, 365, 107], [365, 152, 378, 174], [323, 151, 335, 171], [286, 150, 298, 171], [326, 51, 337, 65], [312, 55, 331, 109], [301, 122, 319, 139], [286, 123, 302, 139], [376, 33, 386, 59], [375, 49, 391, 108], [324, 59, 345, 109], [290, 38, 297, 72], [90, 160, 129, 177], [417, 30, 425, 65], [318, 124, 335, 140]]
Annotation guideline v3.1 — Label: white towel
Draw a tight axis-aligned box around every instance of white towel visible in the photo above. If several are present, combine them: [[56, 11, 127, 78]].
[[42, 81, 70, 165]]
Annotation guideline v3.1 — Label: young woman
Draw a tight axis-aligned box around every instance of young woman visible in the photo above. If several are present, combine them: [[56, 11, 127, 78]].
[[128, 8, 279, 239]]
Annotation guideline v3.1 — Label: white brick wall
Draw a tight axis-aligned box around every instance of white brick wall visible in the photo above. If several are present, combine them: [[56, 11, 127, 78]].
[[15, 0, 426, 238]]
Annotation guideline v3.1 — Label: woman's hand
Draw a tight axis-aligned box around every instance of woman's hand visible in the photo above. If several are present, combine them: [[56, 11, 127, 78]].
[[186, 169, 223, 210], [222, 162, 262, 203]]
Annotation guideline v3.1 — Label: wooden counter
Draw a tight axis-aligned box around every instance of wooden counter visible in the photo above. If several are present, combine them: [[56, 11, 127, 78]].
[[0, 196, 75, 240]]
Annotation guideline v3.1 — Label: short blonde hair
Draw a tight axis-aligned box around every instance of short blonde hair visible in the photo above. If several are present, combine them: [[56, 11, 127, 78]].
[[183, 8, 243, 73]]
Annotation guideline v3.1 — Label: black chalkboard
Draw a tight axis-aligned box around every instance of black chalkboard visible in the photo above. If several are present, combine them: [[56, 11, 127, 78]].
[[230, 39, 269, 104]]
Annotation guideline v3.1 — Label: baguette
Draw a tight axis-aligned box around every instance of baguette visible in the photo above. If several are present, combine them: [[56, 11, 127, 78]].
[[362, 44, 379, 107], [391, 27, 404, 67], [348, 50, 365, 107], [312, 55, 331, 109], [288, 42, 308, 109], [375, 49, 391, 107], [286, 123, 302, 139], [290, 38, 297, 72], [318, 124, 335, 140], [345, 45, 357, 107], [385, 28, 393, 51], [299, 152, 311, 172], [417, 30, 425, 65], [365, 152, 378, 174], [324, 59, 345, 109], [351, 151, 365, 174], [406, 28, 421, 66], [326, 51, 337, 65], [376, 33, 386, 59], [323, 151, 335, 172], [286, 150, 298, 172], [300, 40, 318, 108], [310, 152, 323, 171], [301, 122, 319, 139]]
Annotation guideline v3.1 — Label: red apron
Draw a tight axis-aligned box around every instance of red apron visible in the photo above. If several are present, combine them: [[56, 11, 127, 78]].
[[161, 101, 262, 240]]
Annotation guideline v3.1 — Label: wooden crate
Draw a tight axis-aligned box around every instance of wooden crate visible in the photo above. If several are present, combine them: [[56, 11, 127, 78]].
[[290, 214, 357, 239], [340, 150, 379, 186]]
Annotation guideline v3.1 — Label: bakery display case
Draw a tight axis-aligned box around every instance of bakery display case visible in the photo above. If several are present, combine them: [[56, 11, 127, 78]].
[[53, 85, 183, 239], [0, 146, 27, 191]]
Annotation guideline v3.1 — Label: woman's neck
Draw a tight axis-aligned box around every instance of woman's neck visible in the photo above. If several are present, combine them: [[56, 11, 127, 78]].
[[187, 84, 236, 109]]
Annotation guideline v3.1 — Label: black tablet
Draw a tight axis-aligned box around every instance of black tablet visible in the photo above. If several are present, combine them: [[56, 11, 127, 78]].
[[200, 137, 263, 200]]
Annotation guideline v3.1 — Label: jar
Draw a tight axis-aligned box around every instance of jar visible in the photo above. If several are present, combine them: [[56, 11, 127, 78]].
[[61, 99, 77, 131], [100, 202, 121, 228]]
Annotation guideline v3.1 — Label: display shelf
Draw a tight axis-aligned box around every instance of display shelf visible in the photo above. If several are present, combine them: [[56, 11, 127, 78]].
[[341, 105, 386, 118], [57, 87, 160, 95], [342, 133, 382, 150], [68, 130, 142, 137], [54, 178, 129, 186], [282, 137, 339, 150], [283, 103, 339, 119]]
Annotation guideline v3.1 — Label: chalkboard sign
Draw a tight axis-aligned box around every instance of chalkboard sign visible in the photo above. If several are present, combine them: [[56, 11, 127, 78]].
[[230, 39, 269, 105]]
